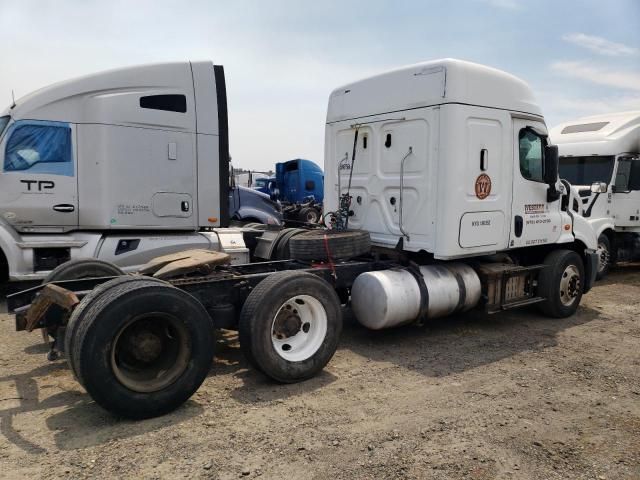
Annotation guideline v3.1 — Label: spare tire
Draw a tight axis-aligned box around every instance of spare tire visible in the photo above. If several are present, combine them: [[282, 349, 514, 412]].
[[289, 230, 371, 261]]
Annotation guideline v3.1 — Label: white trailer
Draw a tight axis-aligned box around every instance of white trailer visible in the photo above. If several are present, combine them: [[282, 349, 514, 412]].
[[8, 59, 599, 419], [551, 111, 640, 278], [0, 62, 249, 283]]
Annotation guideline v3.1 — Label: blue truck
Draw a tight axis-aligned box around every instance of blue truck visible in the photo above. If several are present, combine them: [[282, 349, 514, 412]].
[[255, 159, 324, 223]]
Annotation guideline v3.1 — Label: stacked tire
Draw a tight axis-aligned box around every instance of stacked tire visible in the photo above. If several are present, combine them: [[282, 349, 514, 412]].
[[289, 229, 371, 261]]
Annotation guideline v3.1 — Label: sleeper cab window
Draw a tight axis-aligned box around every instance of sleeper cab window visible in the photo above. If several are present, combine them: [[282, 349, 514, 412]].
[[139, 94, 187, 113], [4, 123, 73, 176], [519, 129, 544, 182]]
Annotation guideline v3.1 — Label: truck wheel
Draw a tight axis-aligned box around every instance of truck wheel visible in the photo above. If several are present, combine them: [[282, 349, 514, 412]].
[[44, 258, 124, 283], [42, 259, 125, 343], [298, 207, 319, 224], [64, 276, 166, 381], [596, 234, 611, 280], [70, 278, 215, 419], [289, 230, 371, 261], [239, 271, 342, 383], [537, 250, 585, 318]]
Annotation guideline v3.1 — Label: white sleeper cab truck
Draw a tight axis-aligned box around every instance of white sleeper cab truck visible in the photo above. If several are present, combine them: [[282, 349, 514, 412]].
[[324, 59, 598, 325], [551, 111, 640, 279], [8, 59, 598, 420], [0, 61, 249, 285]]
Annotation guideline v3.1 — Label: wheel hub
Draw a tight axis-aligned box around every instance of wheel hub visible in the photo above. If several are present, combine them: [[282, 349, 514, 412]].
[[273, 309, 302, 339], [597, 243, 609, 272], [559, 265, 581, 307], [111, 314, 191, 393], [270, 295, 328, 362], [128, 330, 163, 363]]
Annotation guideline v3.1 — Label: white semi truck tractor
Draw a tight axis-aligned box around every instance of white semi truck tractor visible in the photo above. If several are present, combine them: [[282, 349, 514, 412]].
[[0, 62, 250, 285], [550, 111, 640, 279], [8, 59, 599, 419]]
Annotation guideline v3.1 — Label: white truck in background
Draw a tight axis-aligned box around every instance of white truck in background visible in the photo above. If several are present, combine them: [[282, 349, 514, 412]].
[[0, 62, 251, 284], [551, 111, 640, 278]]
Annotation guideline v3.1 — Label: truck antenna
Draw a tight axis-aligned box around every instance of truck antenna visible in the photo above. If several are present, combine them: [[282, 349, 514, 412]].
[[10, 89, 16, 109]]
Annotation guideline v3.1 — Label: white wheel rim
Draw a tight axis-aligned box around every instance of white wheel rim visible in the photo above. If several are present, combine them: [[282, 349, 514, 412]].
[[271, 295, 327, 362], [597, 242, 609, 273], [559, 264, 581, 307]]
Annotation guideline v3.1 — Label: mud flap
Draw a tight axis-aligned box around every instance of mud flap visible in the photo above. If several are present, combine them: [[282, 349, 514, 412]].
[[583, 251, 598, 293]]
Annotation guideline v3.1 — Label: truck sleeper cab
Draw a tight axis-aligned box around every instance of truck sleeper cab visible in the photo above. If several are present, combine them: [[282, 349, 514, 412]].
[[552, 111, 640, 278], [324, 59, 596, 260], [0, 61, 250, 282]]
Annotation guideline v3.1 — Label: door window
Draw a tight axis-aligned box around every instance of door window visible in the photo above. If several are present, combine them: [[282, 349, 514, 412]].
[[614, 158, 632, 191], [0, 116, 9, 139], [518, 129, 544, 182], [4, 123, 73, 176]]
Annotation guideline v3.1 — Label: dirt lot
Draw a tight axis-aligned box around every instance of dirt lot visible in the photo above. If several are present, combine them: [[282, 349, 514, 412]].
[[0, 266, 639, 480]]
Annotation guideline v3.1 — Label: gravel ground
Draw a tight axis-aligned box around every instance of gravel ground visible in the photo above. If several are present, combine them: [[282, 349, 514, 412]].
[[0, 265, 639, 479]]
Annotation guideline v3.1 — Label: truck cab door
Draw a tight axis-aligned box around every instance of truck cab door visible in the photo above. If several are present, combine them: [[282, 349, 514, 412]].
[[0, 120, 78, 232], [509, 119, 563, 248], [612, 156, 640, 227]]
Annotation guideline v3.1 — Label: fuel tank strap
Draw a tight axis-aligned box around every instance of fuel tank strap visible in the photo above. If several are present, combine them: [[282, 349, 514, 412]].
[[404, 263, 429, 321], [452, 271, 467, 313]]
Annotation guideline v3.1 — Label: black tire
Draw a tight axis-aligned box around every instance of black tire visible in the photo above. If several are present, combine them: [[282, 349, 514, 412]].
[[0, 248, 8, 284], [537, 250, 585, 318], [239, 271, 342, 383], [289, 230, 371, 261], [298, 207, 320, 224], [44, 258, 124, 283], [43, 258, 125, 346], [273, 228, 306, 260], [596, 234, 611, 280], [71, 278, 215, 419], [64, 276, 166, 381]]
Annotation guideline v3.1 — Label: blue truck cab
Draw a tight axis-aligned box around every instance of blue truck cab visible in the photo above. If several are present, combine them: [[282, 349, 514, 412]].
[[260, 159, 324, 204], [277, 159, 324, 204]]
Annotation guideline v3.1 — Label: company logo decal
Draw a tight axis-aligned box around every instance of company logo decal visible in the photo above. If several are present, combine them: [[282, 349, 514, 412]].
[[20, 180, 55, 192], [524, 204, 547, 214], [474, 174, 492, 200]]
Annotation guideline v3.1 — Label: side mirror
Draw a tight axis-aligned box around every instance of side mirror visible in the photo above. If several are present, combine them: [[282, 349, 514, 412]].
[[590, 181, 608, 194], [543, 144, 559, 185], [544, 144, 561, 202]]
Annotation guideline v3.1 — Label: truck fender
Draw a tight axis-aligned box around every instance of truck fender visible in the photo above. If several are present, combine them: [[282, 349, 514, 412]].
[[235, 206, 282, 226], [585, 218, 615, 242], [571, 214, 598, 251]]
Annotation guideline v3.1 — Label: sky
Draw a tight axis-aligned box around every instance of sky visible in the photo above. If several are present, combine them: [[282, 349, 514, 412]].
[[1, 0, 639, 171]]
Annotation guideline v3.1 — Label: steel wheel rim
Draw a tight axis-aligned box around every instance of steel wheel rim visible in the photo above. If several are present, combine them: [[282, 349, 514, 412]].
[[597, 241, 609, 273], [271, 295, 327, 362], [559, 265, 581, 307], [110, 313, 191, 393]]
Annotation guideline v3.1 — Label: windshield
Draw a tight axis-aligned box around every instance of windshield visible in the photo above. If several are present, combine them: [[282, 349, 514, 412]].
[[254, 178, 267, 188], [559, 155, 615, 186], [0, 116, 9, 139]]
